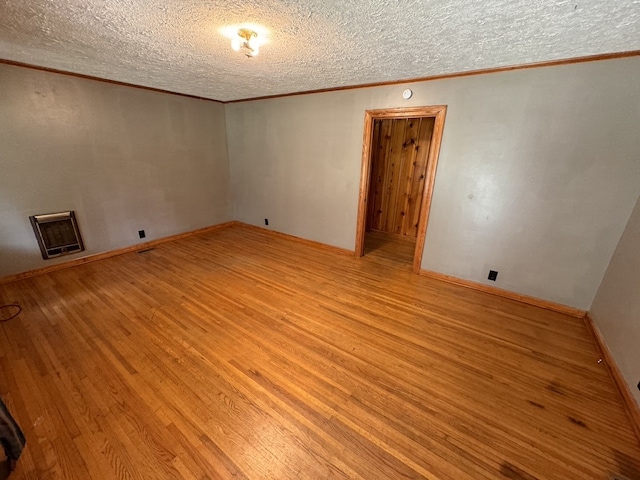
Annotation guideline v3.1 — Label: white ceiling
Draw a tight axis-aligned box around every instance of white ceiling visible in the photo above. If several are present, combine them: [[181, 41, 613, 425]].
[[1, 1, 639, 102]]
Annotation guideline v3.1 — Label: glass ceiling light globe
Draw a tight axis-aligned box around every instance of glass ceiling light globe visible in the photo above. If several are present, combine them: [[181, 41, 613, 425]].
[[231, 37, 242, 51], [247, 35, 259, 51]]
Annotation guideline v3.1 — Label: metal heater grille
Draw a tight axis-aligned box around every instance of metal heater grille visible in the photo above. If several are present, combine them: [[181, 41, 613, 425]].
[[30, 211, 85, 259]]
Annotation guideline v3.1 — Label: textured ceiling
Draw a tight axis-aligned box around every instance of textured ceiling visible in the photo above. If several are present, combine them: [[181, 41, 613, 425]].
[[1, 0, 639, 102]]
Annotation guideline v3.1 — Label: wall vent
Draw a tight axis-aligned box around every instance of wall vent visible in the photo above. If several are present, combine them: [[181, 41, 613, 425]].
[[30, 211, 85, 260]]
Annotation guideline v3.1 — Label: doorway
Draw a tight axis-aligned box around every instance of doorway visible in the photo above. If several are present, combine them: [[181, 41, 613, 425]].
[[355, 106, 447, 273]]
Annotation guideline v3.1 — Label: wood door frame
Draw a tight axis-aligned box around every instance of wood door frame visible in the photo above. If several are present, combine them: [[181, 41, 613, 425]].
[[355, 106, 447, 273]]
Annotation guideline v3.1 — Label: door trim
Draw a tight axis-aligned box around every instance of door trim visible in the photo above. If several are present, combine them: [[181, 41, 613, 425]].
[[355, 106, 447, 273]]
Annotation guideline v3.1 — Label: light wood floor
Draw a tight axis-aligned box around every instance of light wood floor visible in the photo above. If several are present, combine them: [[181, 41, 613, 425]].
[[1, 224, 639, 480], [364, 230, 417, 267]]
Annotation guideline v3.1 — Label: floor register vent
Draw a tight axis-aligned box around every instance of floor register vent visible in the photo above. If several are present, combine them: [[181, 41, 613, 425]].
[[30, 211, 85, 260]]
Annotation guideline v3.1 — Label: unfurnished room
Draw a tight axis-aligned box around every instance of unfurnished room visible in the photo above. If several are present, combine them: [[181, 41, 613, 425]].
[[0, 1, 639, 479]]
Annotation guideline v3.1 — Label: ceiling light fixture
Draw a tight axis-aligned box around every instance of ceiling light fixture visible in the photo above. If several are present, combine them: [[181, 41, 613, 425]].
[[231, 28, 260, 58]]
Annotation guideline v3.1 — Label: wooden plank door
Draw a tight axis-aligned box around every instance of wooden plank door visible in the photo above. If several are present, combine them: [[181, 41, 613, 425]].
[[366, 117, 435, 237]]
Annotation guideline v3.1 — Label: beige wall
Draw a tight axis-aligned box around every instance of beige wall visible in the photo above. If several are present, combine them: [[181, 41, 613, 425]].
[[0, 64, 231, 277], [226, 57, 640, 310], [590, 194, 640, 406]]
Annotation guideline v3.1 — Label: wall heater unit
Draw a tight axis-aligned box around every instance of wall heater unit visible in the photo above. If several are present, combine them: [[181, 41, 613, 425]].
[[30, 211, 85, 260]]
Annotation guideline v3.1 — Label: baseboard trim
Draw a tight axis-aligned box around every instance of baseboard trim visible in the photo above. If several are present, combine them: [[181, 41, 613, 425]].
[[237, 223, 355, 256], [584, 314, 640, 445], [419, 269, 586, 318], [0, 221, 238, 285]]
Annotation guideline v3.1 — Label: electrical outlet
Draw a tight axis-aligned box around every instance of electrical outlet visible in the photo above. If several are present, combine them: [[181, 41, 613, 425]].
[[138, 230, 146, 239], [488, 270, 498, 281], [264, 219, 269, 226]]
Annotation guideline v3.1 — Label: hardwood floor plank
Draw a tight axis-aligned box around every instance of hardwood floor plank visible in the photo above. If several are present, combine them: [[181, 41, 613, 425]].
[[1, 224, 639, 479]]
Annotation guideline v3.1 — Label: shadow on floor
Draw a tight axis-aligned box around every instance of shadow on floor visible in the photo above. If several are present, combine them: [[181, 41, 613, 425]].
[[613, 449, 640, 480], [363, 231, 416, 266]]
